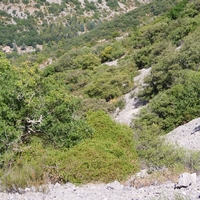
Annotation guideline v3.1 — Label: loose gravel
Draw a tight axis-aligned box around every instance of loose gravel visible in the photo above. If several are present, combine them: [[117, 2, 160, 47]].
[[1, 179, 200, 200], [166, 118, 200, 151]]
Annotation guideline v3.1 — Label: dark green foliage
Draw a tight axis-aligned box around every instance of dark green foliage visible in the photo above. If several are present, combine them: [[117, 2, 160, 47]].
[[139, 27, 200, 100], [167, 0, 188, 20], [134, 47, 152, 69], [0, 54, 93, 153], [51, 48, 94, 71], [0, 112, 138, 188], [48, 3, 64, 15], [0, 10, 11, 17], [150, 0, 177, 15], [106, 0, 119, 9], [0, 19, 42, 46], [135, 71, 200, 133], [85, 0, 97, 11], [34, 3, 41, 8], [22, 0, 29, 4]]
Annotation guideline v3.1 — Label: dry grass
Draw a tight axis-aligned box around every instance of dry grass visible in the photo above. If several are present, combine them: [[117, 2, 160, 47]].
[[126, 168, 182, 189]]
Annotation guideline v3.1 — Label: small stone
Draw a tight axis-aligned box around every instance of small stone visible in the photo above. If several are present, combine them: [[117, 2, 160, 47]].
[[106, 181, 123, 190], [54, 183, 61, 187], [30, 186, 37, 192], [18, 188, 25, 194], [24, 187, 31, 192]]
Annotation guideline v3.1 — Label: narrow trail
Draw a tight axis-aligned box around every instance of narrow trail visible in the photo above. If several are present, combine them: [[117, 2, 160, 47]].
[[114, 68, 151, 125]]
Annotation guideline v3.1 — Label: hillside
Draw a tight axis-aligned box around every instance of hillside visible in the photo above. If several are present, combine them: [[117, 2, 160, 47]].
[[0, 0, 150, 51], [0, 0, 200, 193]]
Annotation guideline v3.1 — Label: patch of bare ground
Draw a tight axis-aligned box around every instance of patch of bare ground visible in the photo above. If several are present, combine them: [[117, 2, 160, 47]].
[[114, 68, 151, 125]]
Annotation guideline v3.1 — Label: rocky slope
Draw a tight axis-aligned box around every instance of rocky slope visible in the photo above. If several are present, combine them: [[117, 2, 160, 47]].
[[114, 67, 151, 125], [0, 0, 149, 23], [166, 118, 200, 151]]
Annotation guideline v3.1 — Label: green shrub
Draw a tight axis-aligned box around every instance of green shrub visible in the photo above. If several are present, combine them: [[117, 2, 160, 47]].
[[100, 42, 125, 63], [78, 98, 116, 116], [114, 98, 125, 109], [76, 53, 101, 70], [22, 0, 29, 4], [0, 55, 94, 153], [106, 0, 119, 9], [0, 111, 139, 189], [167, 0, 187, 20], [133, 121, 200, 170], [137, 71, 200, 133], [64, 111, 138, 183]]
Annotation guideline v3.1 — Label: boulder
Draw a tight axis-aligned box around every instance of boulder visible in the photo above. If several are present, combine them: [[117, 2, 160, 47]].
[[175, 172, 196, 189], [106, 181, 123, 190]]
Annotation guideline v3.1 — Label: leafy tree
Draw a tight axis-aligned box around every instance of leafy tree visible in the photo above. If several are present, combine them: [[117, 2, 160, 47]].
[[135, 70, 200, 133], [100, 42, 125, 63], [0, 54, 93, 153], [167, 0, 187, 20], [76, 53, 101, 69]]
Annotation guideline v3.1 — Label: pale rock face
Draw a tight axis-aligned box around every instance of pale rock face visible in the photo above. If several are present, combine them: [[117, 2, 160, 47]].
[[165, 118, 200, 150], [114, 68, 151, 125], [46, 0, 62, 4], [175, 172, 197, 189]]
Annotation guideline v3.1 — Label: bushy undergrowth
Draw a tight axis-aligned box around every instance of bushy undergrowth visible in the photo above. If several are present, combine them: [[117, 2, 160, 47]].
[[1, 0, 200, 191], [0, 111, 139, 190], [132, 70, 200, 170], [132, 122, 200, 171], [135, 71, 200, 133]]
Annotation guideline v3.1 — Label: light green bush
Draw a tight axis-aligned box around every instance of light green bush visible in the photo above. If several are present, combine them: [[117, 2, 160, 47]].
[[0, 111, 139, 189]]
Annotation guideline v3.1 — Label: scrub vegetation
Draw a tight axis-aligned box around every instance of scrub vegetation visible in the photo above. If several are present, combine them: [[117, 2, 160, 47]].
[[0, 0, 200, 190]]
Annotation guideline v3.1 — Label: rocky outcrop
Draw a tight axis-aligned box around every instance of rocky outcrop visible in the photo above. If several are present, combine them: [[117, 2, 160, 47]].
[[175, 172, 197, 189]]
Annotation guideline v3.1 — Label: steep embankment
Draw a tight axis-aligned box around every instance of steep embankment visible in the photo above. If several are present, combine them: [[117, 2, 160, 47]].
[[166, 118, 200, 151]]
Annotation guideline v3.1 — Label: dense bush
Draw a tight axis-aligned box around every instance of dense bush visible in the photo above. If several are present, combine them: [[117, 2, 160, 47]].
[[139, 27, 200, 100], [0, 54, 93, 153], [167, 0, 187, 20], [0, 111, 139, 189], [135, 70, 200, 133]]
